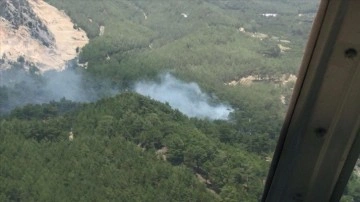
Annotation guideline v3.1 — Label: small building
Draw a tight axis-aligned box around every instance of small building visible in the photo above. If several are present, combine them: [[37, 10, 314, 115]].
[[261, 13, 278, 17]]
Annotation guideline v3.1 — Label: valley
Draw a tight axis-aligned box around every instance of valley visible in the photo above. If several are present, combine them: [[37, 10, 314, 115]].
[[1, 0, 359, 201]]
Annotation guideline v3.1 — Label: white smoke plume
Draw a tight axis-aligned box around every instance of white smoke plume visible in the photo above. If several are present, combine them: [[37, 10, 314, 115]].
[[0, 66, 101, 114], [134, 73, 233, 120], [0, 66, 233, 120]]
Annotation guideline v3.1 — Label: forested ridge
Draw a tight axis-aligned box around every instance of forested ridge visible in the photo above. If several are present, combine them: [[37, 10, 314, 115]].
[[1, 0, 360, 201], [1, 93, 268, 201]]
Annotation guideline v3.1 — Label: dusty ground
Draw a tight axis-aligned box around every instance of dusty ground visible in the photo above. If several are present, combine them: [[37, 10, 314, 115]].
[[0, 0, 89, 72], [225, 74, 297, 105], [225, 74, 297, 87], [238, 27, 292, 52], [278, 44, 291, 53]]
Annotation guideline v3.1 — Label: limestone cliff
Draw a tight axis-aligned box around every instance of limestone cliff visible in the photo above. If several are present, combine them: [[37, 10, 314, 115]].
[[0, 0, 55, 47], [0, 0, 89, 72]]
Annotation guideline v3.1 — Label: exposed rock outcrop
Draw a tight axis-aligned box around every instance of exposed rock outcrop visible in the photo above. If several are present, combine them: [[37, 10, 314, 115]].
[[0, 0, 89, 72], [0, 0, 55, 47]]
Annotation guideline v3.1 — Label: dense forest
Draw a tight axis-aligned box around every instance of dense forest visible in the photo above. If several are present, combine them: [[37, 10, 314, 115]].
[[1, 94, 269, 201], [1, 0, 359, 201]]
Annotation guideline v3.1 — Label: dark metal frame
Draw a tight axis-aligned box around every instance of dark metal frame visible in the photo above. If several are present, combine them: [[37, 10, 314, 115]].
[[262, 1, 360, 201]]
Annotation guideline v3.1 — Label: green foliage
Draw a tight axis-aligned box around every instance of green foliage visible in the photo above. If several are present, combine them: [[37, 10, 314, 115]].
[[1, 93, 270, 201], [44, 0, 311, 85], [1, 0, 325, 201], [9, 98, 82, 120], [28, 0, 312, 142], [342, 173, 360, 202]]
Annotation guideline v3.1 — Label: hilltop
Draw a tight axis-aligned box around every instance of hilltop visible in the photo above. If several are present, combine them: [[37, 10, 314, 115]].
[[5, 1, 360, 202]]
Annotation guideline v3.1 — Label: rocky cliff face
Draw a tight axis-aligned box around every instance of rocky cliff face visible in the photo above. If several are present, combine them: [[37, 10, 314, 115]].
[[0, 0, 88, 72], [0, 0, 54, 47]]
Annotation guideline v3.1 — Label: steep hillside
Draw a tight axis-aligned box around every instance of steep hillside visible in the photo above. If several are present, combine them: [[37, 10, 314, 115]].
[[0, 93, 269, 201], [8, 0, 360, 202], [0, 0, 88, 71], [40, 0, 318, 139]]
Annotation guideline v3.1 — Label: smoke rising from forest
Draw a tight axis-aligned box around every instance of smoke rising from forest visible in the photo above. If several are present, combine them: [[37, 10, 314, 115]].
[[135, 73, 233, 120], [0, 67, 233, 120], [0, 67, 97, 113]]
